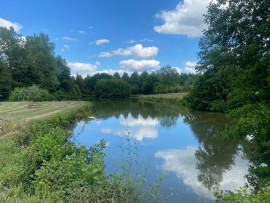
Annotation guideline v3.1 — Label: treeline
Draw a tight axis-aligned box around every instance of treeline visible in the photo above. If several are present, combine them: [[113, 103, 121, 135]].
[[0, 26, 197, 100], [184, 0, 270, 201], [81, 67, 198, 98], [0, 27, 80, 100]]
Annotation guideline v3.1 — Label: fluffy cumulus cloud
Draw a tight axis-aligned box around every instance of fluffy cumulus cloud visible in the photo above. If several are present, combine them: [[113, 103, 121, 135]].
[[95, 39, 110, 45], [0, 18, 22, 32], [67, 62, 98, 77], [154, 0, 211, 37], [100, 44, 159, 60], [120, 59, 160, 72], [184, 61, 197, 74]]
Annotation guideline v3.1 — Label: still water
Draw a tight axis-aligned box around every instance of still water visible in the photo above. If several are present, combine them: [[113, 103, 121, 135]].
[[73, 99, 250, 202]]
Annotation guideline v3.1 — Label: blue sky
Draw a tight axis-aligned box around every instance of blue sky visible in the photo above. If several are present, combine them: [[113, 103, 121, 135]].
[[0, 0, 211, 77]]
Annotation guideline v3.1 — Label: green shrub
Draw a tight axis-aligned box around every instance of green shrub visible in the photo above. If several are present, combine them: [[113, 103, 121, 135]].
[[9, 85, 55, 103]]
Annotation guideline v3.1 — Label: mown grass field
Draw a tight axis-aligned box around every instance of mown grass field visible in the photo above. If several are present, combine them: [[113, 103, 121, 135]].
[[139, 92, 187, 99], [0, 101, 87, 137]]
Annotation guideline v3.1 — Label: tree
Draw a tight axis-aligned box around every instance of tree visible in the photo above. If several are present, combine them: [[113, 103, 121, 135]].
[[75, 74, 84, 93], [0, 27, 27, 89], [94, 79, 130, 98], [55, 56, 72, 92], [189, 0, 270, 111], [9, 85, 42, 107], [122, 72, 129, 82], [157, 66, 179, 87], [186, 0, 270, 194], [142, 74, 158, 94], [24, 33, 60, 92], [0, 60, 11, 99], [113, 72, 121, 79], [129, 72, 140, 94]]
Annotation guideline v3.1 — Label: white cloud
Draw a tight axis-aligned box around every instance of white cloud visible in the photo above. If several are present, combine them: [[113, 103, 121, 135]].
[[140, 38, 154, 42], [100, 44, 159, 60], [0, 18, 22, 32], [100, 127, 158, 141], [172, 67, 183, 74], [95, 39, 110, 45], [155, 147, 250, 200], [185, 61, 197, 67], [61, 44, 70, 52], [88, 26, 93, 29], [78, 30, 86, 34], [95, 61, 101, 65], [120, 114, 159, 127], [95, 69, 133, 76], [17, 36, 26, 47], [184, 61, 198, 74], [154, 0, 211, 37], [53, 37, 59, 41], [63, 37, 77, 41], [184, 67, 197, 74], [68, 62, 98, 77], [120, 59, 160, 72], [126, 40, 136, 44]]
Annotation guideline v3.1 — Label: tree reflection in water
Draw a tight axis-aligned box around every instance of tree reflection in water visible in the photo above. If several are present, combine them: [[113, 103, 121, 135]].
[[183, 110, 249, 190], [93, 99, 250, 191]]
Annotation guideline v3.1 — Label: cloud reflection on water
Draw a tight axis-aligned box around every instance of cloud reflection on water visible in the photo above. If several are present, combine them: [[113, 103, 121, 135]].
[[100, 113, 159, 141], [155, 147, 250, 200]]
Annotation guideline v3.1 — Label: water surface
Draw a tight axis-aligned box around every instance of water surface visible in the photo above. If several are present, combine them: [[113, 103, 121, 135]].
[[73, 99, 250, 202]]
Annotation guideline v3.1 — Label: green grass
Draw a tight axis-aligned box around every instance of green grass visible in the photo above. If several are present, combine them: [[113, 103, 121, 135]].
[[0, 101, 87, 138], [0, 101, 87, 124], [138, 93, 188, 107]]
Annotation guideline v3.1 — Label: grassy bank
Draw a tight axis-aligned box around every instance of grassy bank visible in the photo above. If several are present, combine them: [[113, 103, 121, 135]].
[[138, 93, 187, 107], [0, 101, 87, 138], [0, 101, 164, 202]]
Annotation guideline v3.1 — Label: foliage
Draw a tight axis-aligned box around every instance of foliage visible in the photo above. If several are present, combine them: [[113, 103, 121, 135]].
[[95, 79, 131, 98], [214, 183, 270, 203], [0, 27, 75, 100], [184, 0, 270, 201], [187, 0, 270, 112], [0, 60, 11, 99], [9, 85, 55, 105]]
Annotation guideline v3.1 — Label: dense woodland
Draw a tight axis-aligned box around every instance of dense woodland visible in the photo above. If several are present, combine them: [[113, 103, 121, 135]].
[[0, 28, 198, 100]]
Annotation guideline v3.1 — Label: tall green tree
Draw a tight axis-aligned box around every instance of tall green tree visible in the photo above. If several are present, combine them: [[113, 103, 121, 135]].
[[24, 33, 60, 92], [186, 0, 270, 194], [0, 60, 11, 99], [188, 0, 270, 111], [0, 27, 27, 89]]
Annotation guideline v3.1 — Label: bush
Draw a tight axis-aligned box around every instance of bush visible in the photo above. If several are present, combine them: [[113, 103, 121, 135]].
[[9, 85, 55, 103], [94, 79, 130, 98]]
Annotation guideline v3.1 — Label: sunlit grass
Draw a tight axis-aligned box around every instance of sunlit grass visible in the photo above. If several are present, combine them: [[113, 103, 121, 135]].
[[0, 101, 87, 137]]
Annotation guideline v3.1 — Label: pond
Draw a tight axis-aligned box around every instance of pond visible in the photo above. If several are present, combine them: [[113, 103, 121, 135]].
[[73, 99, 250, 202]]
